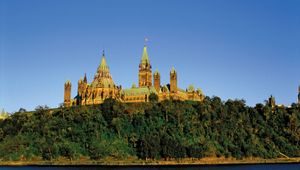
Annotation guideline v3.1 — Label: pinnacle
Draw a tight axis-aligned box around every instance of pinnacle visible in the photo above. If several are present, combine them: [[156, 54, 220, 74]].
[[171, 66, 176, 73], [98, 52, 109, 72], [141, 45, 150, 64]]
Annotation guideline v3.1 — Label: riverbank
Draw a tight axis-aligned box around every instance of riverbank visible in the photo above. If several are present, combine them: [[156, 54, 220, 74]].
[[1, 157, 300, 166]]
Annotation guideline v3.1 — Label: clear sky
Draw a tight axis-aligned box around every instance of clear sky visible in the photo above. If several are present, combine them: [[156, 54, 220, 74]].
[[0, 0, 299, 112]]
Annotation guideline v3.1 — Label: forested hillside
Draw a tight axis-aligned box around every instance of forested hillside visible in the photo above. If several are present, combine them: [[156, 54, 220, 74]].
[[0, 95, 300, 161]]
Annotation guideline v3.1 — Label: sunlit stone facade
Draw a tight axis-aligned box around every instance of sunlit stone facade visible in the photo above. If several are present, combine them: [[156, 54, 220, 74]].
[[64, 45, 205, 107]]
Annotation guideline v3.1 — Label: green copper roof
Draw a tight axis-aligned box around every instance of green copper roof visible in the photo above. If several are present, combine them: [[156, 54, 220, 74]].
[[98, 52, 109, 71], [170, 66, 176, 74], [178, 88, 186, 93], [196, 88, 203, 94], [132, 83, 137, 88], [188, 84, 195, 92], [65, 80, 71, 84], [161, 85, 170, 93], [122, 86, 157, 96], [92, 51, 115, 88], [91, 78, 114, 88], [154, 69, 160, 75], [141, 46, 150, 64]]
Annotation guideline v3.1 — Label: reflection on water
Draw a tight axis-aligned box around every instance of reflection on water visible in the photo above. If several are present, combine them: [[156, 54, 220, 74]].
[[1, 164, 300, 170]]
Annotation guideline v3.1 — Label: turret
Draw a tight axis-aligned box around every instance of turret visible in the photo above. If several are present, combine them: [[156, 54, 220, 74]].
[[138, 45, 152, 87], [170, 67, 177, 93], [268, 95, 276, 108], [64, 80, 72, 107], [96, 50, 111, 78], [83, 73, 87, 83], [153, 69, 160, 92], [187, 84, 195, 92], [78, 74, 87, 97]]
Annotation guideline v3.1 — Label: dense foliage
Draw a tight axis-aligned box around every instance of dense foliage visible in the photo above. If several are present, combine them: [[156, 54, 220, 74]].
[[0, 95, 300, 161]]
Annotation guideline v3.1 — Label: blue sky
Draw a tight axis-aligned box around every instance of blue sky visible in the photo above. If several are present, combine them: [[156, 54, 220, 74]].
[[0, 0, 299, 112]]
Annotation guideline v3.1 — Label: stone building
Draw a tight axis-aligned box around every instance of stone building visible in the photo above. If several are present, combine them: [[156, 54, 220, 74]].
[[268, 95, 276, 108], [64, 45, 204, 106]]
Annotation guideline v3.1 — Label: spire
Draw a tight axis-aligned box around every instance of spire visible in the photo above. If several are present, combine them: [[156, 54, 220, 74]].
[[98, 50, 109, 72], [141, 45, 150, 64], [92, 50, 115, 88], [154, 69, 160, 75], [171, 66, 176, 74]]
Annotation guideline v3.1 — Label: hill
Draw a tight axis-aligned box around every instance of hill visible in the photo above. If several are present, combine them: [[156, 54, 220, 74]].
[[0, 95, 300, 162]]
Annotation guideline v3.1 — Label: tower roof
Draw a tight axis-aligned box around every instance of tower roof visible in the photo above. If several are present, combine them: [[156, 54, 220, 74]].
[[122, 86, 157, 96], [154, 69, 160, 75], [92, 50, 115, 88], [196, 88, 203, 95], [65, 80, 71, 85], [98, 51, 109, 72], [170, 66, 176, 74], [188, 84, 195, 92], [141, 45, 150, 64]]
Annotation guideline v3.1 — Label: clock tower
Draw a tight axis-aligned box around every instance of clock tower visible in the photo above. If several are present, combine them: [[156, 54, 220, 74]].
[[138, 45, 152, 87]]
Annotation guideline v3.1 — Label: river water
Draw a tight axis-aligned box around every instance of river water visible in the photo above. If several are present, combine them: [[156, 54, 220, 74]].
[[0, 164, 300, 170]]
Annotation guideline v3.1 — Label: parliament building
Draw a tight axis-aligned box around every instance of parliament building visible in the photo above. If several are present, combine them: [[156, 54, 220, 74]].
[[64, 45, 205, 107]]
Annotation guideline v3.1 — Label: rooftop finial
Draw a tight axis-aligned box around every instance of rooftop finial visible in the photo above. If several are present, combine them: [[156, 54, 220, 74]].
[[144, 37, 148, 46], [141, 44, 150, 64], [102, 49, 105, 56]]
